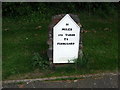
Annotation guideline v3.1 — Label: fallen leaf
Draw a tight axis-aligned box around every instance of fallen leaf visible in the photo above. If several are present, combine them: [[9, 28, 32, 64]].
[[83, 30, 90, 33], [93, 30, 96, 33], [26, 37, 28, 40], [4, 28, 9, 31], [34, 34, 38, 36], [74, 80, 78, 82], [36, 26, 42, 29], [18, 84, 25, 88], [104, 28, 109, 31]]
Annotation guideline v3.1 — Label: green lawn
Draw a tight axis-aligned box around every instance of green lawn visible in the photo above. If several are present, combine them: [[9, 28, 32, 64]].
[[2, 12, 118, 80]]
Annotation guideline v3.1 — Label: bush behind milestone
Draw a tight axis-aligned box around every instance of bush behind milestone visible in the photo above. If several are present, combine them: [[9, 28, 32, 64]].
[[2, 2, 118, 18]]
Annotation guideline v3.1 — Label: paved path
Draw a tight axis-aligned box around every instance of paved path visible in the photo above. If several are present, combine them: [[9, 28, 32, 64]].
[[2, 72, 119, 88]]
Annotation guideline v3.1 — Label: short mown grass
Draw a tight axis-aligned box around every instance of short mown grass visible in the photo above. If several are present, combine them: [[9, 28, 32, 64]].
[[2, 11, 118, 80]]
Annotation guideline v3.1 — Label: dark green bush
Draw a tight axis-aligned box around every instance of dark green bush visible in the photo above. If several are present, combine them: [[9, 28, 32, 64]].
[[2, 2, 118, 18], [32, 52, 49, 70], [74, 52, 89, 68]]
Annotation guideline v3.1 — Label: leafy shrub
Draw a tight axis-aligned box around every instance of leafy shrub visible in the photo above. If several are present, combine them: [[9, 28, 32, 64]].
[[32, 52, 49, 70], [74, 52, 88, 68], [2, 2, 118, 18]]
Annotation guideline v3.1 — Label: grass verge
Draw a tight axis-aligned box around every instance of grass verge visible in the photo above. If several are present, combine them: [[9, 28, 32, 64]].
[[2, 11, 118, 80]]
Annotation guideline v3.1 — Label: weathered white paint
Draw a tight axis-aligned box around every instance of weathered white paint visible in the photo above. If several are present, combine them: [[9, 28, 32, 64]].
[[53, 14, 80, 63]]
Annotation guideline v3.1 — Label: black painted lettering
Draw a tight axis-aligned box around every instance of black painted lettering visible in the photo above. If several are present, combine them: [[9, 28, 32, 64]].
[[58, 34, 63, 36], [64, 38, 68, 41], [62, 28, 72, 31]]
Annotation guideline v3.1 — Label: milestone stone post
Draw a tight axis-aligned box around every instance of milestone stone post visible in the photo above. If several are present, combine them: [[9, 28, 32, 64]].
[[47, 14, 83, 69]]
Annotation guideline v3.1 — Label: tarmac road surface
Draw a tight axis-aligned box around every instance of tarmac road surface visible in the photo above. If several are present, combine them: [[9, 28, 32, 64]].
[[2, 72, 119, 88]]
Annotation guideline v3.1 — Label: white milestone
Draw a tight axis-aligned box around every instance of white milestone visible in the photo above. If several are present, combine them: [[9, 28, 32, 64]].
[[53, 14, 80, 63]]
